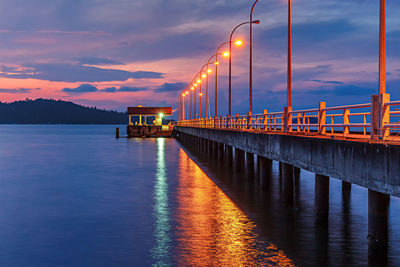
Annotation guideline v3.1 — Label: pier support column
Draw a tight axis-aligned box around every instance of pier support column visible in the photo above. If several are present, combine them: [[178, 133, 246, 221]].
[[293, 166, 300, 179], [199, 138, 203, 153], [245, 152, 255, 179], [225, 145, 233, 166], [282, 163, 294, 204], [259, 157, 272, 189], [218, 143, 224, 162], [342, 181, 351, 199], [368, 189, 390, 253], [212, 141, 218, 160], [234, 148, 245, 173], [315, 174, 329, 222]]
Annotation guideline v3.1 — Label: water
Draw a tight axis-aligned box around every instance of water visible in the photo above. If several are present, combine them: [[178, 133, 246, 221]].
[[0, 125, 398, 266]]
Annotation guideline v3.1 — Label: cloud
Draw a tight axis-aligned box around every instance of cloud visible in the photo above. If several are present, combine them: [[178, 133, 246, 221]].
[[306, 85, 375, 96], [100, 87, 117, 93], [1, 63, 163, 83], [118, 86, 147, 92], [62, 84, 98, 94], [0, 88, 32, 93], [74, 57, 124, 65], [62, 82, 187, 94], [155, 82, 186, 92], [311, 80, 344, 85]]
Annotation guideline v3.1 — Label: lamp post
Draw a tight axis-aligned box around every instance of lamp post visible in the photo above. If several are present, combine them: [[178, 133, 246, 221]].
[[379, 0, 386, 95], [214, 40, 242, 117], [215, 41, 230, 117], [181, 93, 185, 120], [249, 0, 259, 114], [229, 20, 259, 116], [186, 91, 189, 120], [190, 83, 195, 120], [206, 55, 216, 119], [287, 0, 292, 107]]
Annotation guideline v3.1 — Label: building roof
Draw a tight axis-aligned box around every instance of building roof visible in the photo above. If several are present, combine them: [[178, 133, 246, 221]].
[[127, 106, 172, 116]]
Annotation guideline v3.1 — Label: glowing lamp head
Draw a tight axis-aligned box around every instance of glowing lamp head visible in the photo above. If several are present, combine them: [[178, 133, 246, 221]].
[[158, 113, 164, 118], [207, 69, 212, 73], [197, 79, 201, 83], [182, 93, 185, 97], [199, 93, 203, 96], [191, 87, 194, 90], [202, 74, 206, 78], [194, 83, 198, 87], [185, 91, 189, 95], [223, 51, 230, 57], [214, 61, 219, 65], [234, 40, 243, 46]]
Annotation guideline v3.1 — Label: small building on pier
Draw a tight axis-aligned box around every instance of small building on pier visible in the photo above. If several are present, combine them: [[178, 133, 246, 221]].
[[127, 106, 173, 137]]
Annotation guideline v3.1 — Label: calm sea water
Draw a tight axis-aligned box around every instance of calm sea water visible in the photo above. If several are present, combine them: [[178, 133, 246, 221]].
[[0, 125, 399, 266]]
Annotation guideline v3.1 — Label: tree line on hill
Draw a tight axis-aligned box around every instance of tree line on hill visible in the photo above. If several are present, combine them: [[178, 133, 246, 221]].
[[0, 99, 128, 124]]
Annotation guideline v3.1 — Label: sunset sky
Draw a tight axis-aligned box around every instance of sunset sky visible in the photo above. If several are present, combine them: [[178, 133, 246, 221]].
[[0, 0, 399, 117]]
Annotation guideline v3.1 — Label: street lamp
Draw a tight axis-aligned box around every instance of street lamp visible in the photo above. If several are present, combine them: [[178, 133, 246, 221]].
[[182, 93, 186, 120], [229, 20, 259, 116], [249, 0, 260, 114], [214, 40, 243, 117], [379, 0, 386, 95], [287, 0, 292, 108], [205, 54, 217, 118]]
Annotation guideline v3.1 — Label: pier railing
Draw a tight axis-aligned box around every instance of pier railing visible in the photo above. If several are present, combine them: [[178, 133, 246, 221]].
[[177, 98, 400, 141]]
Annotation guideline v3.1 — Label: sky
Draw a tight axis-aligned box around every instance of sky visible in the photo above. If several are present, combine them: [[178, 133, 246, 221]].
[[0, 0, 399, 118]]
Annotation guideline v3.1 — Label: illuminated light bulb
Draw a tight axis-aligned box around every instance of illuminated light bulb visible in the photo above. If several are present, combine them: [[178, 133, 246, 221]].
[[223, 51, 230, 57], [199, 93, 203, 96], [235, 40, 243, 46], [202, 74, 206, 78], [197, 79, 201, 83], [207, 69, 212, 73], [214, 61, 219, 65], [191, 87, 194, 90], [182, 93, 185, 97]]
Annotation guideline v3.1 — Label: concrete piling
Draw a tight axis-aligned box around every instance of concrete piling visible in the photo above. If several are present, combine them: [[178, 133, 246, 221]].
[[234, 148, 245, 173], [368, 189, 390, 253], [225, 145, 233, 166], [315, 174, 330, 222], [342, 181, 351, 199], [282, 163, 294, 204], [218, 143, 225, 162], [260, 157, 272, 189], [245, 152, 255, 179]]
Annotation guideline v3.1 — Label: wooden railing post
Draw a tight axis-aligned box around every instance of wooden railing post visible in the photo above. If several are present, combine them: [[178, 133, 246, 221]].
[[284, 106, 292, 132], [247, 111, 252, 130], [263, 109, 268, 131], [236, 113, 239, 129], [319, 102, 326, 135], [381, 93, 391, 139], [343, 108, 350, 136], [220, 115, 223, 129]]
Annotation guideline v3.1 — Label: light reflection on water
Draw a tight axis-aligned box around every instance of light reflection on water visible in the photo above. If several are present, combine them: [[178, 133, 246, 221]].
[[174, 148, 294, 266], [151, 138, 172, 265]]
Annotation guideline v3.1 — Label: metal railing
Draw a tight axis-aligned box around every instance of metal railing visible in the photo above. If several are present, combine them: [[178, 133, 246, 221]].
[[177, 99, 400, 141]]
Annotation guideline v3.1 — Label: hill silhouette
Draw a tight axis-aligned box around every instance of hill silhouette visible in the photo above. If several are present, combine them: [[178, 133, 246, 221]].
[[0, 99, 128, 124]]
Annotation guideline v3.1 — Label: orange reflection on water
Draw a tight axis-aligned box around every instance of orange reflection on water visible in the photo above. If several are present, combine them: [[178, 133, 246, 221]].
[[175, 149, 295, 266]]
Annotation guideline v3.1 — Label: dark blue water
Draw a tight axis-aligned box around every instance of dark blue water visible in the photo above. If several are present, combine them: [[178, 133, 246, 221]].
[[0, 125, 398, 266]]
